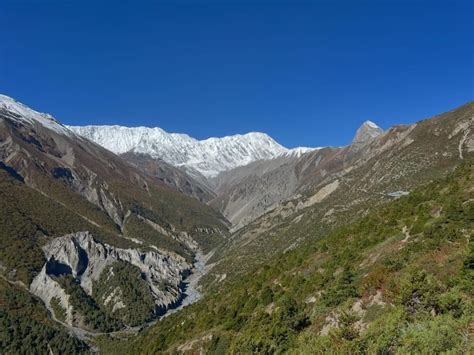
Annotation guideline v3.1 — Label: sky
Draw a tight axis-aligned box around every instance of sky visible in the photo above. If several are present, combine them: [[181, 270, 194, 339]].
[[1, 0, 473, 148]]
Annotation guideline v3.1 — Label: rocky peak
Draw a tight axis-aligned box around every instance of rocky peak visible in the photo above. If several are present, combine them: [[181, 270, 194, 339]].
[[352, 120, 384, 145]]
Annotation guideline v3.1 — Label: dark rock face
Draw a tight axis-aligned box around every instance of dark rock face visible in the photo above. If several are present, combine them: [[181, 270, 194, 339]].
[[46, 258, 73, 277], [0, 161, 24, 182], [51, 167, 74, 182]]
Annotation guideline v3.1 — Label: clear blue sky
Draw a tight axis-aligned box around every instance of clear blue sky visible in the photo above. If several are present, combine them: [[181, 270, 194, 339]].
[[1, 0, 472, 148]]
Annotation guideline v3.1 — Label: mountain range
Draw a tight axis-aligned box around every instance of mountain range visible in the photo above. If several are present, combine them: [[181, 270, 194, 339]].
[[0, 93, 472, 353], [68, 119, 386, 229], [68, 124, 318, 178]]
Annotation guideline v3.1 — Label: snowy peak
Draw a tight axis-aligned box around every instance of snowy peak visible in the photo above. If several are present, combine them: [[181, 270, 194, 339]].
[[364, 120, 380, 129], [280, 146, 322, 158], [69, 125, 175, 155], [68, 125, 291, 177], [0, 94, 71, 136], [352, 120, 384, 145]]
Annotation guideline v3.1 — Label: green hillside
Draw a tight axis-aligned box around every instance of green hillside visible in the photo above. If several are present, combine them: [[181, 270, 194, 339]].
[[0, 169, 121, 285], [0, 278, 88, 353], [0, 162, 228, 348], [98, 160, 473, 354]]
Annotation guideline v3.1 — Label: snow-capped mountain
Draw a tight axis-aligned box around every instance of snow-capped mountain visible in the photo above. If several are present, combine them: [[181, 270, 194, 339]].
[[68, 125, 312, 177], [280, 146, 321, 158], [0, 94, 72, 136]]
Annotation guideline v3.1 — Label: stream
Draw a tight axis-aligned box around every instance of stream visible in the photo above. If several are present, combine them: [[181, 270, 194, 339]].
[[142, 248, 208, 327], [165, 249, 207, 316]]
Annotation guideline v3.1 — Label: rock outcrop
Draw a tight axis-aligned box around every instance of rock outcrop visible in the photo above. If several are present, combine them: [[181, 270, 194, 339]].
[[351, 120, 384, 146], [30, 231, 191, 326]]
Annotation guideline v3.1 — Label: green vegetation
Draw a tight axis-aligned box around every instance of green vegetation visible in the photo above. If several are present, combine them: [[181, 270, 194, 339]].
[[50, 296, 67, 322], [114, 179, 229, 248], [93, 261, 157, 326], [98, 161, 473, 354], [56, 275, 124, 332], [112, 177, 230, 254], [52, 261, 159, 331], [0, 279, 88, 353]]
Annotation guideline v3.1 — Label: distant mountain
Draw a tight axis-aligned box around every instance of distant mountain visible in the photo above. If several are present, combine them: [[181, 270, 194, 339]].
[[351, 120, 384, 145], [67, 125, 318, 178], [207, 121, 383, 229]]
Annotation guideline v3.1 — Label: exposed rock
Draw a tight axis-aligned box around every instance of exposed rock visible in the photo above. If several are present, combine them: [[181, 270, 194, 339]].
[[102, 285, 125, 313], [98, 188, 124, 227], [30, 267, 74, 324], [122, 152, 216, 203], [30, 231, 192, 326], [177, 333, 214, 354], [319, 312, 339, 336], [351, 120, 384, 146], [138, 215, 199, 251], [303, 179, 340, 207], [386, 190, 409, 198]]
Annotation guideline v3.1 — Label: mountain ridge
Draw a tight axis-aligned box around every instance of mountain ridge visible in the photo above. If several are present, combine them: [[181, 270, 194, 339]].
[[67, 124, 319, 178]]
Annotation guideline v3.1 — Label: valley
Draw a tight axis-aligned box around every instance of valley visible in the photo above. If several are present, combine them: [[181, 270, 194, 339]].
[[2, 1, 473, 353], [0, 94, 472, 354]]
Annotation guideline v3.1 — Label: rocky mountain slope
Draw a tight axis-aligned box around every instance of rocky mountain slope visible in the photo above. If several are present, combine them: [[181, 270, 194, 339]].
[[208, 120, 385, 229], [71, 119, 428, 232], [204, 101, 473, 286], [121, 152, 216, 203], [0, 95, 229, 347], [30, 232, 191, 327], [206, 120, 396, 229]]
